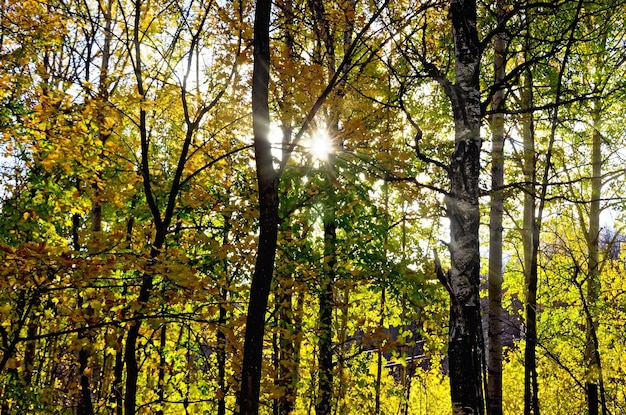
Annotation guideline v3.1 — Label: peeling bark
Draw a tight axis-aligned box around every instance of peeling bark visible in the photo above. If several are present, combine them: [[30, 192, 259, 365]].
[[445, 1, 485, 414]]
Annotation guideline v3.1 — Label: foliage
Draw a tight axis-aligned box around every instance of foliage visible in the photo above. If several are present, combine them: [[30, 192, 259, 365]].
[[1, 0, 626, 414]]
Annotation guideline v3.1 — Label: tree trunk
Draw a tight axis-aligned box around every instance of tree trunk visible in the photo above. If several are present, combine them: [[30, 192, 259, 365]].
[[215, 207, 232, 415], [156, 324, 167, 415], [112, 332, 125, 415], [71, 177, 95, 415], [217, 293, 228, 415], [487, 1, 506, 413], [237, 0, 279, 411], [275, 125, 299, 415], [112, 214, 133, 415], [585, 99, 602, 415], [525, 204, 540, 415], [445, 1, 485, 414], [77, 320, 95, 415], [374, 287, 385, 415], [276, 286, 305, 415], [124, 0, 202, 409], [521, 65, 540, 415], [316, 212, 335, 415], [124, 0, 156, 411], [525, 4, 583, 414], [275, 276, 296, 415], [124, 240, 163, 415], [375, 181, 390, 415]]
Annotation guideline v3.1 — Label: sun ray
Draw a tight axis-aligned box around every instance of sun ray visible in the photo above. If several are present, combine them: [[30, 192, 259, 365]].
[[308, 130, 333, 162]]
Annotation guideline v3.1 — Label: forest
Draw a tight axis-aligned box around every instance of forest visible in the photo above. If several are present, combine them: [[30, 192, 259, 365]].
[[1, 0, 626, 414]]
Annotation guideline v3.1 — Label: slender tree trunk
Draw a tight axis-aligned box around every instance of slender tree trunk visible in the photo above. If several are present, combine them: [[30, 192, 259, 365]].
[[316, 114, 338, 415], [275, 287, 305, 414], [112, 215, 133, 415], [487, 1, 506, 413], [113, 332, 125, 415], [374, 287, 385, 415], [274, 126, 298, 415], [124, 240, 163, 415], [79, 35, 113, 402], [275, 284, 292, 415], [124, 0, 201, 409], [237, 0, 279, 411], [217, 292, 228, 415], [274, 268, 303, 415], [124, 1, 156, 410], [518, 10, 538, 409], [520, 12, 539, 415], [375, 181, 390, 415], [156, 324, 167, 415], [77, 313, 95, 415], [22, 323, 37, 386], [525, 5, 583, 414], [525, 210, 540, 415], [522, 68, 540, 415], [443, 1, 485, 414], [585, 100, 602, 415], [212, 206, 232, 415], [71, 178, 95, 415], [316, 208, 335, 415]]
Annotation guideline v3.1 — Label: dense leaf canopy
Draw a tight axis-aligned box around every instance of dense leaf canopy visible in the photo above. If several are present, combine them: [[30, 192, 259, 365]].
[[1, 0, 626, 414]]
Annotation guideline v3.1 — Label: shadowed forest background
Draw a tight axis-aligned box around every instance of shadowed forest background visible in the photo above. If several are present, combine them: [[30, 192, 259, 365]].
[[1, 0, 626, 414]]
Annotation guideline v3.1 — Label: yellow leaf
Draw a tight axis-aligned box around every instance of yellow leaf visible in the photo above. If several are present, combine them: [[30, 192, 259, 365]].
[[102, 116, 116, 133], [0, 303, 11, 315], [6, 358, 19, 369]]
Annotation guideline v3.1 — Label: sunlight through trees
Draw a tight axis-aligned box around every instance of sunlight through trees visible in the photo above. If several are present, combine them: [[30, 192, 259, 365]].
[[1, 0, 626, 414]]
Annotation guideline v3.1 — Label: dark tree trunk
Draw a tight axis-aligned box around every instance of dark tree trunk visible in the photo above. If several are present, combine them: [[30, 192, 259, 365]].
[[112, 215, 133, 415], [123, 240, 162, 415], [77, 340, 95, 415], [445, 1, 485, 414], [316, 216, 335, 415], [237, 0, 278, 412], [112, 332, 125, 415], [124, 0, 157, 411], [525, 223, 540, 415], [217, 296, 228, 415]]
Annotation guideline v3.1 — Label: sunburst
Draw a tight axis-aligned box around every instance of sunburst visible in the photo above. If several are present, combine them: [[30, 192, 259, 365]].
[[308, 130, 333, 162]]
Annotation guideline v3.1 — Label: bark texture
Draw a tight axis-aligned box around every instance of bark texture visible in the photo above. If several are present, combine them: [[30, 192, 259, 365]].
[[487, 1, 506, 413], [445, 1, 485, 414]]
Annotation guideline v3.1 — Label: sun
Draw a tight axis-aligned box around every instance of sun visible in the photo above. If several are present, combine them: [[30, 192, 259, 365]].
[[308, 130, 334, 162]]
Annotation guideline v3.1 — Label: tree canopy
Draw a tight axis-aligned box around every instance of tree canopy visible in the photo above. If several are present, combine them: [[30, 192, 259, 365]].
[[1, 0, 626, 414]]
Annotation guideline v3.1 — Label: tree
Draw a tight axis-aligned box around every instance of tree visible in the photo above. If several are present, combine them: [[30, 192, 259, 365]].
[[237, 0, 390, 412], [432, 1, 485, 413], [446, 1, 485, 412], [236, 0, 277, 412], [487, 0, 507, 413], [5, 0, 626, 414]]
